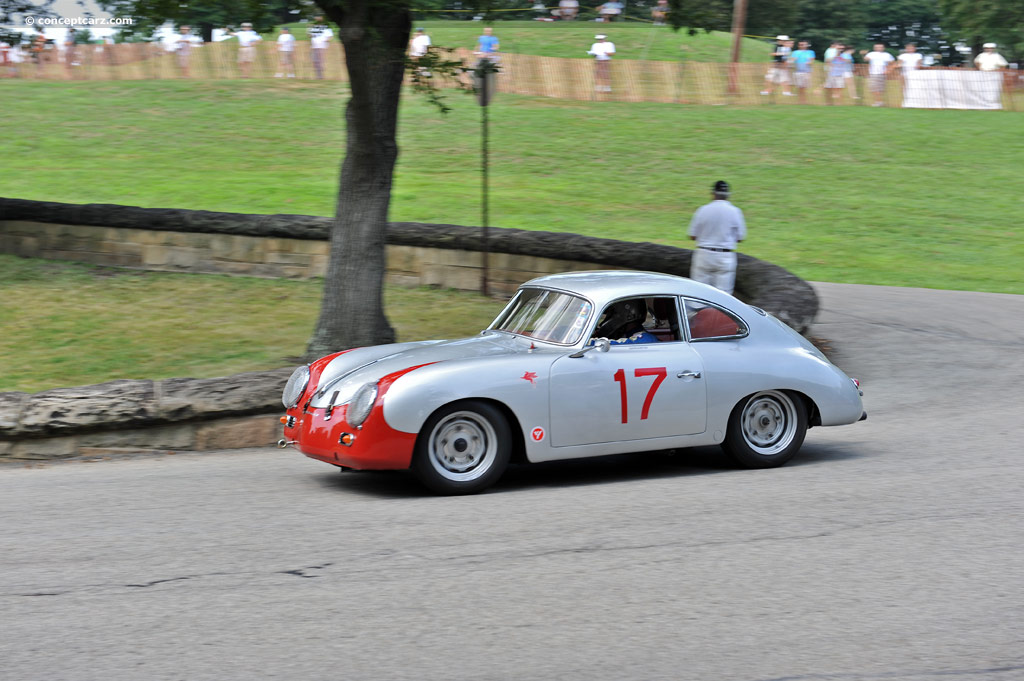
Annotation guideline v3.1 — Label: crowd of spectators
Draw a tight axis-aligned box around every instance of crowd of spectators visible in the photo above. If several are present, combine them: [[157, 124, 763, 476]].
[[1, 17, 1017, 110], [758, 34, 1014, 107]]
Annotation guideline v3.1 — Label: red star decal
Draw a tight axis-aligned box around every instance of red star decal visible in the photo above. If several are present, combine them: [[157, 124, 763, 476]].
[[521, 371, 538, 384]]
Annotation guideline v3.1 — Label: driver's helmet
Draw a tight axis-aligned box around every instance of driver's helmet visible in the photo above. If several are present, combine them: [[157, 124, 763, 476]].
[[598, 299, 646, 339]]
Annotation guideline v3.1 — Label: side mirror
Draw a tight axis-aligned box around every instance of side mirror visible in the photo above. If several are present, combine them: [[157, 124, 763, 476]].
[[569, 338, 611, 358]]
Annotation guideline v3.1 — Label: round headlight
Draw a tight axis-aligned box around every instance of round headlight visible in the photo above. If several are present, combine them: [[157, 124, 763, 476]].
[[347, 382, 379, 427], [282, 365, 311, 408]]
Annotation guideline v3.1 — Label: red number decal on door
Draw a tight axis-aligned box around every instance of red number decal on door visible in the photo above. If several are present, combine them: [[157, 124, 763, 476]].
[[634, 367, 667, 420], [613, 368, 628, 423], [614, 367, 667, 423]]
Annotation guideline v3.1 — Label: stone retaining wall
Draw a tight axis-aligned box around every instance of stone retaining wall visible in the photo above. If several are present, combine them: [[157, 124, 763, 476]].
[[0, 198, 819, 460]]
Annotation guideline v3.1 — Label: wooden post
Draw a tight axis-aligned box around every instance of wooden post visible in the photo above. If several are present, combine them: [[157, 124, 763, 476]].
[[728, 0, 748, 95]]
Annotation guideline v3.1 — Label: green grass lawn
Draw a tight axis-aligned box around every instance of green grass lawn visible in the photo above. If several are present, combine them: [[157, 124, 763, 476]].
[[270, 20, 772, 62], [2, 80, 1021, 294], [0, 255, 506, 393]]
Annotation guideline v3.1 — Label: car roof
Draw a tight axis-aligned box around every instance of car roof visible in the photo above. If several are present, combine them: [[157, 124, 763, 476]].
[[522, 270, 741, 309]]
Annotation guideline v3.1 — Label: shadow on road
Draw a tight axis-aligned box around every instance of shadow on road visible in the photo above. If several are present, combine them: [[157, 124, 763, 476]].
[[309, 440, 868, 498]]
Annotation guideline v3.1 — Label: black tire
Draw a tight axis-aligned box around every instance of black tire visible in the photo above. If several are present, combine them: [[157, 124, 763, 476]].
[[412, 401, 512, 495], [721, 390, 808, 469]]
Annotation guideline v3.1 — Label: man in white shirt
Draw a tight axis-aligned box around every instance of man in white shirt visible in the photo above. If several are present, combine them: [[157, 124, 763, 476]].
[[587, 34, 615, 93], [688, 180, 747, 295], [174, 26, 201, 78], [308, 16, 334, 80], [231, 22, 262, 78], [276, 27, 295, 77], [558, 0, 579, 20], [863, 43, 894, 106], [975, 43, 1008, 71], [894, 43, 923, 76], [760, 35, 793, 96], [409, 27, 431, 77], [409, 27, 430, 57]]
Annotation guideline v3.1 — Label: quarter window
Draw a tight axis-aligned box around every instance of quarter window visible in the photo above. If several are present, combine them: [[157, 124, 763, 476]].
[[683, 299, 747, 340]]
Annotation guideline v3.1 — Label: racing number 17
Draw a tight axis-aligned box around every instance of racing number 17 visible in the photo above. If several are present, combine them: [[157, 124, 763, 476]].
[[613, 367, 667, 423]]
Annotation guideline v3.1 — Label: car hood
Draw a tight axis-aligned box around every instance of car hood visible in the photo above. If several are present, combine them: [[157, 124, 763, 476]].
[[308, 332, 528, 409]]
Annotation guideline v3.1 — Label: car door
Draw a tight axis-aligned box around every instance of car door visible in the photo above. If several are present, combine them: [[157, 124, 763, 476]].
[[548, 304, 707, 447]]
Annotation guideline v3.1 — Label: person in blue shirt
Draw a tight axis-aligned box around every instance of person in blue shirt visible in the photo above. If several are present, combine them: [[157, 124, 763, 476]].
[[475, 27, 499, 57], [825, 43, 851, 104], [791, 40, 816, 104]]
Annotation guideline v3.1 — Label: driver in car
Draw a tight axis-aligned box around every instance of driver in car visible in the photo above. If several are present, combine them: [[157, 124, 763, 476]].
[[595, 299, 659, 344]]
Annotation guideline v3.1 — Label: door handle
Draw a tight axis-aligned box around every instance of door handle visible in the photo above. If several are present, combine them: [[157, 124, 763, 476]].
[[677, 371, 702, 379]]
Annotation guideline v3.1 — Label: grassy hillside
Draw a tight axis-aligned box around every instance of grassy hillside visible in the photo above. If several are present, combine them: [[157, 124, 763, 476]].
[[1, 80, 1020, 294]]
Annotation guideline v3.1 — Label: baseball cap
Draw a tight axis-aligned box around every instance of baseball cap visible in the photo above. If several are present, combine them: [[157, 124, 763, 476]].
[[983, 42, 996, 48], [595, 34, 606, 39], [776, 35, 789, 41], [713, 180, 730, 195]]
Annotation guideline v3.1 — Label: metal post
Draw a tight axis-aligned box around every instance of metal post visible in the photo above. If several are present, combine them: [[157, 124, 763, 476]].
[[481, 87, 489, 297]]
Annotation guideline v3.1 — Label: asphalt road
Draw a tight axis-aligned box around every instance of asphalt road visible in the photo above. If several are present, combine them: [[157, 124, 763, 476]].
[[2, 283, 1022, 681]]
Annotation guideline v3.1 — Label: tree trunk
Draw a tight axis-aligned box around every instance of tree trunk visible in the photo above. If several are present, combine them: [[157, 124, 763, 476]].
[[305, 1, 411, 360]]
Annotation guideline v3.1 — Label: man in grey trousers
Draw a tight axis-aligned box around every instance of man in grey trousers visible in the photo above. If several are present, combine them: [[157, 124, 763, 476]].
[[688, 180, 746, 295]]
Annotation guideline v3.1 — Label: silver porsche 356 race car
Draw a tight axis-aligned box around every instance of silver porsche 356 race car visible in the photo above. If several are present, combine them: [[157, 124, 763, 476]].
[[280, 271, 865, 494]]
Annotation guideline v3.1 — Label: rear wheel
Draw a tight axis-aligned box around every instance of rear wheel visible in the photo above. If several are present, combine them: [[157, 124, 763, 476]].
[[412, 401, 511, 495], [722, 390, 807, 468]]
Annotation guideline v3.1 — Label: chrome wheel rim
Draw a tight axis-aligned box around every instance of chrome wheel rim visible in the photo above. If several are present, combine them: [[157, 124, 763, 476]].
[[741, 391, 798, 456], [427, 411, 498, 482]]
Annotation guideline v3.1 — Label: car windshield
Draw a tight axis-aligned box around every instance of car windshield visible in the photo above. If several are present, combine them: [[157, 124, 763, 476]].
[[489, 288, 592, 345]]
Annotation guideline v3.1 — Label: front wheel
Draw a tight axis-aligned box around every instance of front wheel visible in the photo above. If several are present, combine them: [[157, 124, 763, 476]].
[[722, 390, 807, 468], [412, 401, 511, 495]]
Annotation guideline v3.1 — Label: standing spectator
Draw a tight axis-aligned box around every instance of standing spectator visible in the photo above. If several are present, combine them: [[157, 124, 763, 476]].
[[308, 16, 334, 80], [276, 27, 295, 77], [863, 43, 894, 106], [230, 22, 262, 78], [761, 35, 793, 96], [843, 45, 860, 100], [598, 1, 623, 22], [823, 41, 839, 65], [824, 43, 850, 104], [651, 0, 670, 25], [174, 25, 199, 78], [894, 43, 923, 76], [6, 39, 26, 77], [891, 42, 923, 106], [790, 40, 815, 103], [0, 40, 10, 77], [587, 34, 615, 93], [974, 43, 1008, 71], [408, 27, 431, 77], [688, 180, 746, 295], [558, 0, 579, 20], [31, 33, 47, 73], [475, 26, 499, 59], [64, 29, 78, 78]]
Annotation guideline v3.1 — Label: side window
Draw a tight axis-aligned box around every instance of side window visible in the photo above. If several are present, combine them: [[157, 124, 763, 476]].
[[683, 299, 747, 341], [591, 296, 684, 344]]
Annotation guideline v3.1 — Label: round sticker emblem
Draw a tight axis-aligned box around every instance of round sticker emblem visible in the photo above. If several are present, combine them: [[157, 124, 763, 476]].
[[531, 427, 545, 442]]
